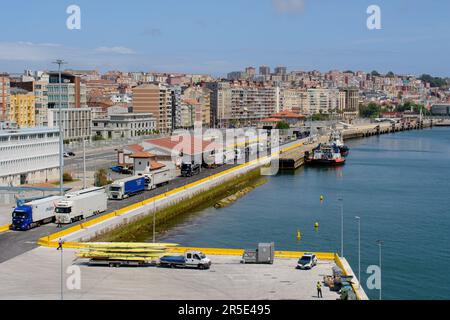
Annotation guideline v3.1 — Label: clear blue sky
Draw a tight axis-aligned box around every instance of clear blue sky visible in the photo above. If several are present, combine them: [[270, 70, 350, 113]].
[[0, 0, 449, 76]]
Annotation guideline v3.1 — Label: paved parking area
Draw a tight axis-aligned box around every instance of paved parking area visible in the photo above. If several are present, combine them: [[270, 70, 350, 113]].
[[0, 247, 340, 300]]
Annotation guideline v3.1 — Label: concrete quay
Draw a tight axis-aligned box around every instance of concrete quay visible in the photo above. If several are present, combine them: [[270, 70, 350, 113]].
[[342, 119, 433, 140], [274, 119, 432, 170], [279, 136, 329, 169], [0, 246, 342, 300]]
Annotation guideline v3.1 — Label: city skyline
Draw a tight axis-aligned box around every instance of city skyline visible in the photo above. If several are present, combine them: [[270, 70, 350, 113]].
[[0, 0, 449, 76]]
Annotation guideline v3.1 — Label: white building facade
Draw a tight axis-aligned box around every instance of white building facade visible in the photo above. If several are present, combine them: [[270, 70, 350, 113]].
[[0, 127, 60, 186], [92, 113, 156, 140], [47, 108, 92, 142]]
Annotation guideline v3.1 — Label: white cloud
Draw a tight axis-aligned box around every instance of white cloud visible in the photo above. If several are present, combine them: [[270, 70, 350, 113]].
[[272, 0, 306, 13], [95, 46, 135, 55], [0, 42, 59, 61]]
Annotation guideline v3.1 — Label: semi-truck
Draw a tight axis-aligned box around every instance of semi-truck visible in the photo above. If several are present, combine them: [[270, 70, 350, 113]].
[[138, 168, 172, 190], [108, 176, 146, 200], [11, 196, 64, 231], [159, 250, 211, 269], [55, 190, 107, 224], [181, 162, 201, 177]]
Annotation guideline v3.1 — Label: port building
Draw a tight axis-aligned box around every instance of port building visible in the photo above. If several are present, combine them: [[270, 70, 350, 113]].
[[0, 127, 60, 186]]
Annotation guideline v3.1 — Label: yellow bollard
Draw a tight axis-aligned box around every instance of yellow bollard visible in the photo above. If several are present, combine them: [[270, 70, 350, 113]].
[[320, 195, 324, 202], [297, 229, 302, 241], [314, 222, 319, 231]]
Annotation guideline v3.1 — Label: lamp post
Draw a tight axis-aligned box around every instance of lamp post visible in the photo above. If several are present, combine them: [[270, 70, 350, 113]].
[[338, 196, 344, 257], [57, 238, 65, 300], [82, 138, 86, 189], [355, 216, 361, 289], [52, 59, 67, 196], [153, 200, 156, 244], [376, 240, 384, 300]]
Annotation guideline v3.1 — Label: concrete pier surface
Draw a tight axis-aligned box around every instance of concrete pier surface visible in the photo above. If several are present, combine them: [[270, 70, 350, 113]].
[[0, 247, 341, 300]]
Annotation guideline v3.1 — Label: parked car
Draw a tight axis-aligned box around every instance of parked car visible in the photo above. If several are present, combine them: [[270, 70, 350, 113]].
[[110, 166, 132, 174], [110, 166, 124, 173], [296, 253, 317, 270], [64, 151, 75, 157]]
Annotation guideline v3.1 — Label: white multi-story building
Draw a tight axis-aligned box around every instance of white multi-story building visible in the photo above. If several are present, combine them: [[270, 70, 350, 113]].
[[208, 82, 280, 127], [92, 113, 156, 140], [47, 108, 92, 142], [304, 88, 339, 115], [0, 127, 60, 185]]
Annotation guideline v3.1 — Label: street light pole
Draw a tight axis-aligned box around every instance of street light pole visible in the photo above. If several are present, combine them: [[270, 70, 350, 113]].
[[153, 201, 156, 244], [53, 59, 67, 196], [376, 240, 384, 300], [83, 138, 87, 189], [57, 238, 65, 300], [355, 216, 361, 288]]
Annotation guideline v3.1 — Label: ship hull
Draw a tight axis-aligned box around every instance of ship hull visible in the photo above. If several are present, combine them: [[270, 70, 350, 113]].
[[306, 158, 346, 166]]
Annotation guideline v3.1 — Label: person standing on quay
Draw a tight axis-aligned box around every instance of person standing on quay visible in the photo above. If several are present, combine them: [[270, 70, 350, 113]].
[[317, 281, 323, 298]]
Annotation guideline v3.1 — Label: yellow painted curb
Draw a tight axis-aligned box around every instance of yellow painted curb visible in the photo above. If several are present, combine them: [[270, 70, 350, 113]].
[[0, 224, 11, 234], [334, 253, 363, 300], [169, 247, 335, 260]]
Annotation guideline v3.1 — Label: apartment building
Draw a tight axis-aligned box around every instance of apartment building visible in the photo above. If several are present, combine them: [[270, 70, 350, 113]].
[[304, 88, 339, 115], [34, 73, 49, 126], [47, 72, 87, 109], [182, 86, 212, 127], [8, 88, 36, 128], [280, 88, 306, 113], [47, 108, 92, 142], [207, 81, 281, 127], [132, 83, 172, 134], [0, 73, 10, 122], [341, 87, 360, 118], [0, 127, 60, 186], [229, 84, 280, 126]]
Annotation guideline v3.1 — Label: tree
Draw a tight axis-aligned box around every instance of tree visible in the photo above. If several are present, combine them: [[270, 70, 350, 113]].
[[276, 121, 290, 130], [63, 172, 74, 182], [359, 102, 381, 118], [95, 169, 111, 187], [386, 71, 395, 78], [419, 74, 447, 88], [371, 70, 381, 76], [311, 113, 329, 121]]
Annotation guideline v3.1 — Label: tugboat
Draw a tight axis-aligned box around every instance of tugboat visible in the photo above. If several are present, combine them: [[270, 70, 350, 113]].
[[305, 143, 346, 166], [331, 131, 349, 157]]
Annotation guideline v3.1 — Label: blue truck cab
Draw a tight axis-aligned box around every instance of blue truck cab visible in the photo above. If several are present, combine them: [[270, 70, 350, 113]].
[[11, 205, 33, 231], [11, 196, 62, 231]]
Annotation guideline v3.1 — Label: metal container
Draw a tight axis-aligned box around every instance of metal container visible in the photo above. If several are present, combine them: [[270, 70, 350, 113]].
[[257, 242, 275, 264]]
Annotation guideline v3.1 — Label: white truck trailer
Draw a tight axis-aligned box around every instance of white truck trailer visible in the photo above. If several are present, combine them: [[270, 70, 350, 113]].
[[55, 190, 108, 224], [139, 168, 173, 190]]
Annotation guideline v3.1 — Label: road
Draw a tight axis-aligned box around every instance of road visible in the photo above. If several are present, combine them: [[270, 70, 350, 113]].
[[0, 163, 238, 263], [0, 138, 302, 264]]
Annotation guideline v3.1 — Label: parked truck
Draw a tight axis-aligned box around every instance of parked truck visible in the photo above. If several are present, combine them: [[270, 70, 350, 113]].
[[159, 250, 211, 269], [55, 190, 108, 224], [11, 196, 64, 231], [138, 168, 172, 190], [181, 162, 201, 177], [108, 176, 146, 200]]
